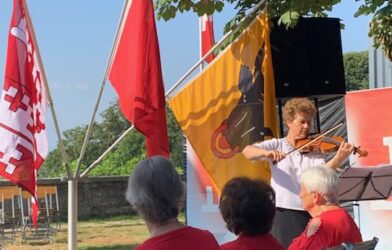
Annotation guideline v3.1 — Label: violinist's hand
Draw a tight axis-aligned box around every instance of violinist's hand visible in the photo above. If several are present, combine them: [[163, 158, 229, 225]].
[[326, 141, 354, 169], [266, 150, 285, 163], [337, 141, 355, 159]]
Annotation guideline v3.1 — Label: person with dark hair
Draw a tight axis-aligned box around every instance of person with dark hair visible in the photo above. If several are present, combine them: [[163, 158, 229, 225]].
[[242, 97, 354, 248], [126, 156, 220, 250], [219, 177, 284, 250], [289, 166, 362, 250]]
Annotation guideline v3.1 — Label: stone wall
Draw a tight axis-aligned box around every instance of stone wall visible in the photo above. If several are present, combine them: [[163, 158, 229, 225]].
[[0, 176, 135, 220]]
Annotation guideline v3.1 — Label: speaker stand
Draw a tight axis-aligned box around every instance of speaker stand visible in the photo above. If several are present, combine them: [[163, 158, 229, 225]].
[[313, 97, 321, 134], [278, 99, 284, 138]]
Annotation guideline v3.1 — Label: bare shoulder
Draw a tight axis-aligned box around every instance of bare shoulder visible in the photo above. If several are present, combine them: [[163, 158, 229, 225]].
[[306, 217, 322, 238]]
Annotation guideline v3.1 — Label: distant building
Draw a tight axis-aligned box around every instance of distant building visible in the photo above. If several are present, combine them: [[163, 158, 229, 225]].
[[369, 38, 392, 88]]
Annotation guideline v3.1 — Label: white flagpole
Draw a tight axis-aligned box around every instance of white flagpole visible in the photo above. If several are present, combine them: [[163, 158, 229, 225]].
[[73, 0, 130, 178], [22, 2, 78, 249], [65, 1, 128, 249], [199, 16, 204, 71], [68, 179, 77, 250], [78, 0, 269, 178], [22, 0, 71, 177], [45, 0, 128, 247]]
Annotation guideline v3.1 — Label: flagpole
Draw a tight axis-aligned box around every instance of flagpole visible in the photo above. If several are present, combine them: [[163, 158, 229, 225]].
[[68, 179, 77, 250], [80, 125, 135, 177], [22, 0, 72, 178], [76, 0, 268, 177], [74, 0, 129, 179], [51, 0, 128, 249], [165, 0, 267, 99], [199, 16, 204, 71], [23, 3, 76, 248]]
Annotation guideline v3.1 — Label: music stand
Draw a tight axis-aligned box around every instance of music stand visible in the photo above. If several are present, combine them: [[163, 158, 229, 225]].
[[338, 165, 392, 202]]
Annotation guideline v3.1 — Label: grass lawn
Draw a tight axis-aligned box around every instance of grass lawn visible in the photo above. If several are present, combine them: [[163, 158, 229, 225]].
[[4, 215, 156, 250]]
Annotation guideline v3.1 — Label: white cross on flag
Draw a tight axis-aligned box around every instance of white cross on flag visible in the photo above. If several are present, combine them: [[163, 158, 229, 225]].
[[201, 14, 215, 63], [0, 0, 48, 226]]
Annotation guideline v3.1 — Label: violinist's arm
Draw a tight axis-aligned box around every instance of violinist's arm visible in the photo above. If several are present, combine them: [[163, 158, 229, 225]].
[[325, 141, 355, 169], [242, 145, 285, 162]]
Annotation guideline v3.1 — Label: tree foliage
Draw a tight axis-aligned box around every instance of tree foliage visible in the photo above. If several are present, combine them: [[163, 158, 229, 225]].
[[356, 1, 392, 60], [40, 102, 185, 178], [155, 0, 392, 61], [343, 51, 369, 91]]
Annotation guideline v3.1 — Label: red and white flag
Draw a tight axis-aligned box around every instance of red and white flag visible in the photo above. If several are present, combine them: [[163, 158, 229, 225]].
[[0, 0, 48, 225], [108, 0, 169, 158], [201, 14, 215, 63]]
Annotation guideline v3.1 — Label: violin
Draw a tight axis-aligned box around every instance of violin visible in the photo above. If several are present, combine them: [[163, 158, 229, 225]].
[[271, 123, 368, 164], [294, 134, 368, 157]]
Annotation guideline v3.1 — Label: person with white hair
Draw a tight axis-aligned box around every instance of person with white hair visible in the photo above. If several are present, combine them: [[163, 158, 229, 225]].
[[126, 156, 220, 250], [242, 97, 354, 248], [288, 166, 362, 250]]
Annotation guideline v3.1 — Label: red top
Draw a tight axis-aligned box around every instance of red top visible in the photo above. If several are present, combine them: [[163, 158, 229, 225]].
[[288, 209, 362, 250], [136, 226, 220, 250], [221, 233, 284, 250]]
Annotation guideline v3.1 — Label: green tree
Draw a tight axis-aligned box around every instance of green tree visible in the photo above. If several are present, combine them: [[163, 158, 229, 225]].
[[40, 101, 131, 177], [155, 0, 392, 61], [344, 51, 369, 91], [167, 107, 185, 171], [89, 106, 185, 176], [90, 130, 145, 176], [39, 148, 63, 177], [40, 102, 185, 177], [98, 101, 131, 147]]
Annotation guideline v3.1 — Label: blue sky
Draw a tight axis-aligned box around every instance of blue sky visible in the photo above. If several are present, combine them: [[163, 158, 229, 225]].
[[0, 1, 370, 150]]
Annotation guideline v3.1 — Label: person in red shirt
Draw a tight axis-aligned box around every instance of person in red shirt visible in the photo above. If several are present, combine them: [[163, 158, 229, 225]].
[[219, 177, 284, 250], [125, 156, 220, 250], [242, 97, 354, 249], [289, 166, 362, 250]]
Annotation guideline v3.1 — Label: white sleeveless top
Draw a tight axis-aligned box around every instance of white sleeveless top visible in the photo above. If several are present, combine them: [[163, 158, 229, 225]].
[[254, 138, 326, 210]]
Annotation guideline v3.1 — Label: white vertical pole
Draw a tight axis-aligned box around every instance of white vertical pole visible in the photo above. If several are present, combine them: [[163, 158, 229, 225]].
[[49, 193, 53, 209], [45, 191, 49, 217], [27, 199, 31, 216], [19, 189, 25, 225], [12, 195, 15, 218], [55, 187, 59, 211], [2, 194, 4, 223], [199, 16, 204, 72], [68, 179, 77, 250]]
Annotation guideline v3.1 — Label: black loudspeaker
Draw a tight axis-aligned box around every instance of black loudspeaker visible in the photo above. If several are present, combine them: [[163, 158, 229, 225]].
[[270, 18, 346, 98]]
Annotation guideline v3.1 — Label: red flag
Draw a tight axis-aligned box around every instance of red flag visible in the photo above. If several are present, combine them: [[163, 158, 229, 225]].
[[0, 0, 48, 226], [108, 0, 169, 158], [201, 14, 215, 63]]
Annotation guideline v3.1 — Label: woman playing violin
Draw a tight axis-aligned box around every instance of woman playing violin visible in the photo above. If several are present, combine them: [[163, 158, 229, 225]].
[[242, 97, 354, 249]]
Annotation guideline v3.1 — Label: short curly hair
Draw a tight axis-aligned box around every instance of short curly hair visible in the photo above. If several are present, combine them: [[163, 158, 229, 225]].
[[282, 97, 316, 124], [219, 177, 276, 236]]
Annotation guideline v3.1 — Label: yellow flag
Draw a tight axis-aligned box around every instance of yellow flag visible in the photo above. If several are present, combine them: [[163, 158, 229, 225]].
[[169, 12, 279, 191]]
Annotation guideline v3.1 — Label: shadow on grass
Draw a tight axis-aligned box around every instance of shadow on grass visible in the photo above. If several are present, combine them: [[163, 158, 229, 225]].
[[78, 215, 140, 223], [78, 244, 138, 250], [24, 242, 52, 246]]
